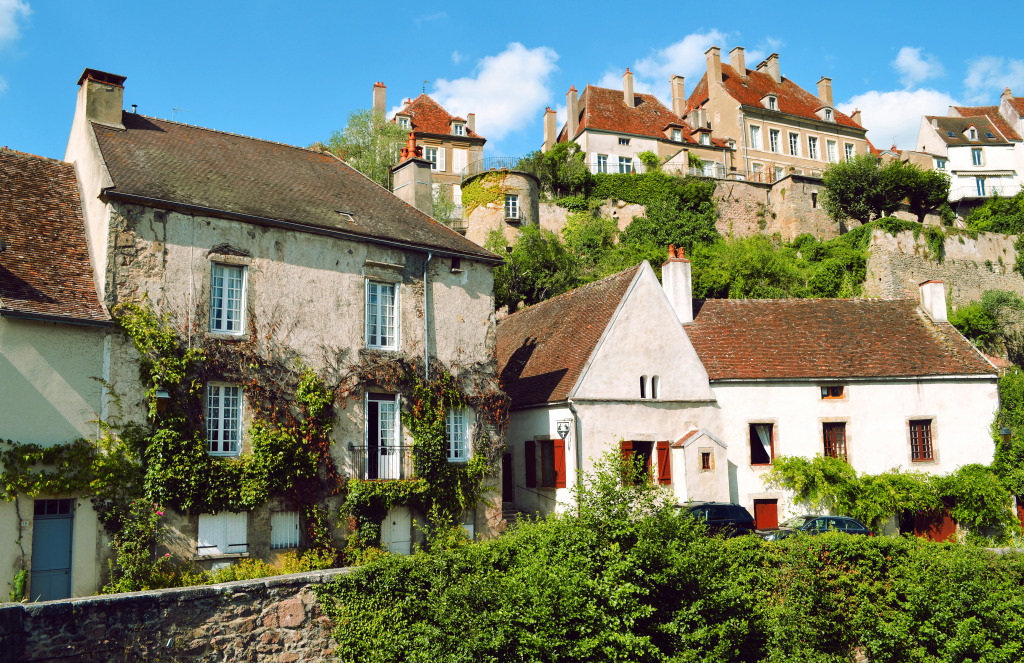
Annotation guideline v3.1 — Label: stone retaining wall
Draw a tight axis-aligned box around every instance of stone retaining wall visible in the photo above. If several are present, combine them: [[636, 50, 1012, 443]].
[[0, 567, 351, 662]]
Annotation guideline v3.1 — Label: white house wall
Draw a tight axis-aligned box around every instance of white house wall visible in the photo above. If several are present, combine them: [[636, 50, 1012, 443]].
[[579, 130, 660, 172], [506, 405, 574, 516]]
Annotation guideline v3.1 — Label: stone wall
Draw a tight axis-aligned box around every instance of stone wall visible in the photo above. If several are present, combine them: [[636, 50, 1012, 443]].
[[0, 568, 350, 662]]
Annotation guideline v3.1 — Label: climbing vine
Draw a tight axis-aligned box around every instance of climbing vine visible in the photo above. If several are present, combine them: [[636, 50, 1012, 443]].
[[461, 171, 514, 215]]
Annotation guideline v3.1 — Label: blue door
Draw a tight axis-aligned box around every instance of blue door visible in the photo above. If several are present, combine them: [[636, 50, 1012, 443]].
[[31, 499, 74, 601]]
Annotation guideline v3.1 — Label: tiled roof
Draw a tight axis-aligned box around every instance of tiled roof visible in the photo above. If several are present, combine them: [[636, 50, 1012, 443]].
[[952, 105, 1021, 141], [686, 65, 865, 131], [496, 267, 638, 407], [91, 113, 497, 262], [560, 85, 729, 148], [395, 94, 485, 142], [925, 115, 1013, 147], [0, 149, 108, 323], [1008, 96, 1024, 116], [686, 298, 994, 381]]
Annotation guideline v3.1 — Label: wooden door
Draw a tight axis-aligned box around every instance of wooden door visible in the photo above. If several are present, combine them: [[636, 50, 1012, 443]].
[[753, 499, 778, 529], [31, 499, 75, 601]]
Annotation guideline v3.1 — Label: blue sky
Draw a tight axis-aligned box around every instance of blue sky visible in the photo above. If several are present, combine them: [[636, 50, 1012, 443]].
[[2, 1, 1022, 162]]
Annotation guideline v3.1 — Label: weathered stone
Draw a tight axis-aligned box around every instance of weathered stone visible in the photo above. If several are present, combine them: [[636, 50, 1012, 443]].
[[279, 654, 300, 663], [277, 598, 305, 628]]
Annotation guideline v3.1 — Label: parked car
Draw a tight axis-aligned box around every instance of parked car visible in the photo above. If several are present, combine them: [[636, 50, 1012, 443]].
[[758, 515, 873, 541], [681, 502, 757, 537]]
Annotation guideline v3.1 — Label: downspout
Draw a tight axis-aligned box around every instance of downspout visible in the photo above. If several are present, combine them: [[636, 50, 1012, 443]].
[[424, 251, 433, 381], [567, 399, 582, 513], [739, 107, 750, 180]]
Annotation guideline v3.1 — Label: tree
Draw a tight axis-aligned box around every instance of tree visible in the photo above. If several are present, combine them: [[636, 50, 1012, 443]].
[[618, 175, 719, 256], [431, 185, 456, 228], [485, 225, 580, 313], [903, 166, 951, 223], [966, 190, 1024, 234], [516, 142, 593, 197], [821, 154, 880, 223], [821, 155, 948, 224], [323, 109, 408, 189]]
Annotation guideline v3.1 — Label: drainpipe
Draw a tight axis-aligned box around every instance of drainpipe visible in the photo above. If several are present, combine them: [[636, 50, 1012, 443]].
[[739, 108, 750, 180], [567, 398, 582, 512], [424, 251, 433, 381]]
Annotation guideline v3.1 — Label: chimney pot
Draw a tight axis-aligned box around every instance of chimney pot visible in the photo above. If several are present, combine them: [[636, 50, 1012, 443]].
[[729, 47, 746, 75], [919, 280, 948, 323], [392, 132, 433, 216], [623, 69, 635, 108]]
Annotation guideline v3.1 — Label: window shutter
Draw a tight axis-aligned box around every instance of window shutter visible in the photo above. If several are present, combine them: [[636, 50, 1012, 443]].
[[553, 439, 566, 489], [620, 440, 633, 460], [437, 147, 446, 172], [525, 440, 537, 487], [197, 514, 223, 555], [226, 512, 248, 553], [657, 441, 671, 485]]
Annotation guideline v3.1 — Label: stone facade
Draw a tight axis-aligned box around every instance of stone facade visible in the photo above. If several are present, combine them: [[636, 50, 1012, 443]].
[[463, 171, 541, 247], [0, 568, 349, 662]]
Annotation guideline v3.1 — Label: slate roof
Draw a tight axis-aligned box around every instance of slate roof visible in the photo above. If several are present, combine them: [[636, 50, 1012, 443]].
[[0, 148, 108, 323], [951, 105, 1021, 141], [925, 115, 1013, 147], [90, 113, 498, 262], [686, 298, 994, 381], [685, 65, 865, 131], [395, 94, 485, 142], [559, 85, 729, 148], [496, 266, 638, 408]]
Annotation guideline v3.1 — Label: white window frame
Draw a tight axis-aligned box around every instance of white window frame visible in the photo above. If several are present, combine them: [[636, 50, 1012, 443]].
[[769, 129, 780, 153], [844, 143, 854, 161], [206, 382, 242, 456], [424, 146, 445, 171], [446, 408, 470, 462], [505, 194, 519, 219], [935, 158, 947, 170], [198, 512, 248, 556], [397, 116, 410, 129], [972, 148, 984, 166], [700, 133, 710, 145], [671, 128, 682, 142], [767, 96, 777, 110], [750, 125, 763, 150], [976, 177, 987, 196], [826, 139, 838, 163], [824, 108, 833, 121], [618, 156, 633, 174], [366, 281, 398, 350], [788, 132, 800, 157], [808, 136, 819, 160], [452, 184, 462, 206], [618, 137, 630, 146], [270, 511, 300, 549], [452, 123, 465, 136], [774, 166, 785, 182], [596, 154, 608, 173], [210, 263, 246, 335], [366, 393, 402, 480]]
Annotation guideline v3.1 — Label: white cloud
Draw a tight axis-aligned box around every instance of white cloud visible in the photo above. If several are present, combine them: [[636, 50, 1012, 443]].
[[432, 43, 559, 142], [963, 56, 1024, 102], [838, 88, 958, 150], [631, 30, 726, 101], [746, 37, 785, 67], [415, 11, 446, 25], [892, 47, 944, 88], [0, 0, 30, 46], [554, 104, 566, 128], [595, 69, 652, 94], [451, 50, 463, 65]]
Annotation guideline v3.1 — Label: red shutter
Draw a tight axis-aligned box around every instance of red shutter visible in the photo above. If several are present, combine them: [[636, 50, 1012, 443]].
[[553, 439, 566, 488], [620, 440, 634, 483], [525, 440, 537, 488], [656, 441, 671, 485]]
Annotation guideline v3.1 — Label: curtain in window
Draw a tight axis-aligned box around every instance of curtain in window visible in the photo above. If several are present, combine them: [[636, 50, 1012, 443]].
[[754, 424, 772, 459]]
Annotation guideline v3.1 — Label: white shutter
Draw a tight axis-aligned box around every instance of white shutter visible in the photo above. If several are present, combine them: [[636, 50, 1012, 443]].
[[452, 184, 462, 205], [197, 514, 223, 555], [271, 511, 300, 549], [225, 512, 248, 553], [452, 148, 467, 175], [591, 153, 599, 173], [437, 146, 446, 172]]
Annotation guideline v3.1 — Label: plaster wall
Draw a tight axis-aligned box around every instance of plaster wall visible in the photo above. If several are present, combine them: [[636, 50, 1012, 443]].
[[462, 172, 539, 247], [740, 111, 866, 180], [505, 405, 574, 516], [579, 131, 660, 172]]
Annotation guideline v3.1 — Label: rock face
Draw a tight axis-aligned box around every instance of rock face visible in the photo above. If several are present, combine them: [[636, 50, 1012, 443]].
[[0, 568, 350, 662]]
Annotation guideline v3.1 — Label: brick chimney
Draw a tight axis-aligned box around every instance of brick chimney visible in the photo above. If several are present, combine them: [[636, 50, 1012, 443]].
[[705, 46, 722, 85], [623, 69, 635, 108], [671, 76, 686, 117], [373, 81, 386, 115], [919, 280, 948, 322], [542, 107, 557, 152], [467, 113, 476, 133], [851, 108, 862, 127], [729, 47, 746, 75], [817, 77, 833, 107], [391, 132, 433, 216], [662, 244, 693, 323], [765, 54, 781, 84], [75, 68, 126, 129], [567, 86, 579, 140]]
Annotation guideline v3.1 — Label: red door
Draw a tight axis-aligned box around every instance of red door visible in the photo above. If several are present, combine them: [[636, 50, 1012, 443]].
[[753, 499, 778, 529], [914, 509, 957, 542]]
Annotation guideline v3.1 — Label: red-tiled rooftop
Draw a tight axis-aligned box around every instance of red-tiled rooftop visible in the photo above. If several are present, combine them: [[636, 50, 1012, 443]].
[[497, 267, 638, 408], [0, 149, 108, 323], [395, 94, 485, 142], [925, 115, 1013, 146], [686, 298, 994, 381], [952, 105, 1021, 141]]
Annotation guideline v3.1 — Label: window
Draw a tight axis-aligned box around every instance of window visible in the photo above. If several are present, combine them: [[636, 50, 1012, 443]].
[[271, 511, 300, 549], [749, 424, 774, 465], [198, 512, 247, 556], [639, 375, 647, 399], [452, 148, 467, 176], [505, 194, 519, 219], [210, 263, 246, 334], [656, 440, 671, 485], [969, 128, 977, 140], [397, 116, 409, 129], [844, 143, 854, 160], [366, 281, 397, 349], [700, 450, 713, 470], [824, 109, 833, 121], [789, 132, 800, 156], [972, 148, 983, 166], [424, 146, 438, 170], [935, 158, 947, 170], [452, 123, 465, 136], [620, 440, 653, 484], [618, 156, 633, 174], [823, 422, 847, 461], [700, 133, 710, 146], [672, 128, 682, 142], [976, 177, 987, 196], [769, 129, 780, 152], [651, 375, 660, 399], [811, 191, 818, 208], [596, 154, 608, 173], [206, 383, 241, 455], [752, 163, 763, 176], [827, 140, 837, 163], [808, 136, 819, 159], [535, 439, 566, 488], [821, 385, 844, 399], [768, 96, 777, 110], [446, 408, 469, 462], [985, 132, 995, 139], [774, 166, 785, 182], [452, 184, 462, 206], [750, 125, 762, 150], [366, 393, 401, 480], [618, 137, 630, 146], [909, 419, 934, 461]]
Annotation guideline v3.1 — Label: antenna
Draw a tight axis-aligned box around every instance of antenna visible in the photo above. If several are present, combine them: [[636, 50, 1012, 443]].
[[423, 80, 429, 93], [172, 107, 189, 122]]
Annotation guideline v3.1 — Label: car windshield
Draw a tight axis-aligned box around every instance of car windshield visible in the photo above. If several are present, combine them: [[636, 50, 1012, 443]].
[[780, 516, 812, 528]]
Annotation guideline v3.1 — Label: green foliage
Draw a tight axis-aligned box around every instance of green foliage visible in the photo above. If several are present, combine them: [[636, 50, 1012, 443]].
[[822, 155, 949, 224], [461, 171, 513, 214], [950, 289, 1024, 359], [324, 108, 408, 189], [562, 212, 619, 275], [103, 498, 172, 593], [993, 368, 1024, 497], [516, 142, 593, 197], [966, 190, 1024, 235], [0, 438, 97, 500], [8, 569, 26, 603], [637, 150, 661, 173], [485, 224, 581, 313], [618, 174, 719, 257], [687, 151, 704, 170], [430, 183, 456, 227]]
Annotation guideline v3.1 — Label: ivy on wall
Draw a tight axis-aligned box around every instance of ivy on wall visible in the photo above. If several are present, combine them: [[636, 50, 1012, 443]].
[[461, 172, 514, 215]]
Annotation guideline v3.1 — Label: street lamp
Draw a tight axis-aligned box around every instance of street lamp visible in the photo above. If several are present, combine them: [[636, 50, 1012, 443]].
[[999, 424, 1013, 445]]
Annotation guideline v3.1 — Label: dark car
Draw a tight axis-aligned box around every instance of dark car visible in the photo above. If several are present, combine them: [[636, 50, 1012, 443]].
[[758, 515, 873, 541], [681, 502, 757, 537]]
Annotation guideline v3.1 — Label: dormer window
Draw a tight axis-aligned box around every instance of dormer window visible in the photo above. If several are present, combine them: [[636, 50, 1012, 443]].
[[700, 133, 710, 145], [968, 127, 978, 140], [762, 94, 778, 111], [816, 107, 835, 122], [672, 128, 682, 142], [452, 123, 465, 136], [825, 109, 833, 121], [397, 116, 410, 129]]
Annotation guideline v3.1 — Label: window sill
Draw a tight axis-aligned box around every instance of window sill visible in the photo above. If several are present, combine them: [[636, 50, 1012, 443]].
[[193, 552, 249, 561], [205, 331, 250, 342], [208, 452, 241, 458], [911, 458, 937, 464], [750, 463, 774, 468]]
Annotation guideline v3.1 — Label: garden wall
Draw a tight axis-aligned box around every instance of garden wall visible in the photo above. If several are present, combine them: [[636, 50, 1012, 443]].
[[0, 567, 349, 662]]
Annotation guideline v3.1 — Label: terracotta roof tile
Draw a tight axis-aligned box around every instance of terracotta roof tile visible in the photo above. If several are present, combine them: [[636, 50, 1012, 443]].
[[396, 94, 485, 142], [686, 298, 994, 380], [496, 267, 638, 407], [0, 149, 108, 322], [91, 113, 497, 262], [925, 115, 1013, 146], [1008, 96, 1024, 116], [952, 105, 1021, 141]]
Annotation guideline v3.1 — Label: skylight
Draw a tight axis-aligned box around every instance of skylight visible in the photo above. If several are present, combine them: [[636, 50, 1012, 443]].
[[986, 132, 995, 139], [946, 131, 955, 137]]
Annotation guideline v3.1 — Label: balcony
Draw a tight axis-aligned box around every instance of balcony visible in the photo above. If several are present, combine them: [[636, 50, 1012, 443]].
[[347, 444, 416, 480], [949, 181, 1022, 201]]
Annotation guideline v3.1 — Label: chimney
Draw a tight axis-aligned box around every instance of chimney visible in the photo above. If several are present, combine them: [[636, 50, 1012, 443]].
[[542, 107, 557, 152], [75, 68, 126, 129], [919, 280, 948, 323], [623, 69, 635, 108], [391, 132, 433, 216], [705, 46, 722, 85], [729, 47, 746, 75], [671, 75, 686, 117], [1003, 87, 1014, 105], [567, 86, 579, 139], [372, 81, 386, 116], [662, 244, 693, 324], [931, 117, 939, 129], [817, 76, 833, 107], [765, 53, 781, 84], [851, 108, 862, 127], [467, 113, 475, 133]]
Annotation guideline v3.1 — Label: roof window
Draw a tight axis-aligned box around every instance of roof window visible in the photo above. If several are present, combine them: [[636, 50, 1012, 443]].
[[946, 131, 955, 137], [986, 132, 995, 139]]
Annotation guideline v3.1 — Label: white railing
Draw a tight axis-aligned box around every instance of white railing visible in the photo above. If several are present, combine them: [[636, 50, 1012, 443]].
[[949, 181, 1022, 201]]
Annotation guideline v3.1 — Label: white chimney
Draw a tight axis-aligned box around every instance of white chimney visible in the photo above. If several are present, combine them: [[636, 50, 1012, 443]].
[[919, 280, 948, 322], [662, 245, 693, 323], [467, 112, 476, 132], [623, 69, 635, 108], [671, 75, 686, 117], [566, 86, 579, 139], [542, 107, 557, 152], [372, 81, 386, 115], [729, 47, 746, 75]]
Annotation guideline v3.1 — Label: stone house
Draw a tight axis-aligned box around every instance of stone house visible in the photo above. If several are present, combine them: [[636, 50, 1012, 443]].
[[497, 249, 998, 529], [60, 68, 502, 584], [0, 148, 116, 600], [684, 47, 869, 183]]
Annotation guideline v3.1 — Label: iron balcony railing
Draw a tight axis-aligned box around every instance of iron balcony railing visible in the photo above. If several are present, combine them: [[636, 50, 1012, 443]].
[[461, 157, 525, 182], [949, 181, 1022, 201], [347, 443, 417, 481]]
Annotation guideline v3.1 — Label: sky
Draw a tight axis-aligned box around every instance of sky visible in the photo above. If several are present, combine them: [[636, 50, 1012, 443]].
[[2, 1, 1023, 163]]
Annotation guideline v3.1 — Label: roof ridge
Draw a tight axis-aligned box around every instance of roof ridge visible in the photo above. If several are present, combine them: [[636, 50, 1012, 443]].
[[0, 147, 72, 166]]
